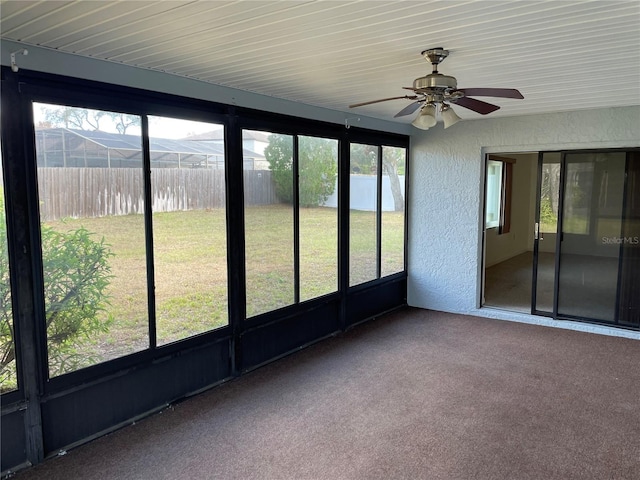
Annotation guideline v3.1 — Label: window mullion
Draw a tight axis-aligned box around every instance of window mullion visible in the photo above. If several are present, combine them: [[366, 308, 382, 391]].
[[376, 145, 382, 279], [141, 115, 157, 349], [293, 135, 300, 304]]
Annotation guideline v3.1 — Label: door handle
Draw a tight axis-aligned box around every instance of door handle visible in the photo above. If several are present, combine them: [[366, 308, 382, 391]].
[[534, 222, 539, 240]]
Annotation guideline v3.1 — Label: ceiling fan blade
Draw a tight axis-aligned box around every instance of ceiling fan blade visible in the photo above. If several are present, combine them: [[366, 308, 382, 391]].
[[349, 95, 418, 108], [394, 101, 423, 118], [457, 88, 523, 99], [453, 96, 501, 115]]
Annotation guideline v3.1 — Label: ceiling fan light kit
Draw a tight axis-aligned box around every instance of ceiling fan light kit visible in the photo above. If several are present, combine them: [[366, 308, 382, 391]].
[[441, 103, 462, 129], [412, 103, 438, 130], [349, 48, 523, 130]]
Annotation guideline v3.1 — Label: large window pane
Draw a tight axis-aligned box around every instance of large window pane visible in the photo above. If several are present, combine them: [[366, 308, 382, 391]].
[[244, 131, 294, 317], [299, 136, 338, 301], [0, 146, 18, 393], [34, 103, 148, 377], [381, 146, 406, 277], [149, 117, 228, 345], [349, 143, 379, 286]]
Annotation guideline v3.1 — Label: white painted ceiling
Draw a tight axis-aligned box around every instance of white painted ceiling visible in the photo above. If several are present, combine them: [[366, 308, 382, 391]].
[[1, 0, 639, 124]]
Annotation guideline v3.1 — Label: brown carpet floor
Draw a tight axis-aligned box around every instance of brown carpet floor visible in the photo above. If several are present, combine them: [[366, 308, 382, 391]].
[[14, 308, 640, 480]]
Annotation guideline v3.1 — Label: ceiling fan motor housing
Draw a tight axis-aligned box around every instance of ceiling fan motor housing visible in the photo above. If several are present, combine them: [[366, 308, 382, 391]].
[[412, 73, 457, 92]]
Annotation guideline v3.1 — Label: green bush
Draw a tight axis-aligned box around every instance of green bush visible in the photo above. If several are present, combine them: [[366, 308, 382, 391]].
[[265, 134, 337, 207], [41, 225, 114, 375], [1, 191, 114, 391], [0, 191, 14, 391]]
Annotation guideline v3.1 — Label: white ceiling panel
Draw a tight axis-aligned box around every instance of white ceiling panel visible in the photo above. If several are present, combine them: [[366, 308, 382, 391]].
[[1, 0, 639, 124]]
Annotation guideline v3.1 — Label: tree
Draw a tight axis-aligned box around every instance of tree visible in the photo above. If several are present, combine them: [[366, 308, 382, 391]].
[[382, 147, 406, 212], [112, 112, 140, 134], [349, 143, 377, 175], [0, 191, 114, 391], [350, 144, 405, 212], [264, 135, 338, 207], [40, 106, 140, 134], [42, 106, 106, 131]]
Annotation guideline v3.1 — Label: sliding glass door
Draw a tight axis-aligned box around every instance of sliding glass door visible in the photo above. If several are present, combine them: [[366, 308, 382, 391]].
[[618, 152, 640, 327], [533, 152, 560, 314], [532, 149, 639, 327], [557, 152, 625, 321]]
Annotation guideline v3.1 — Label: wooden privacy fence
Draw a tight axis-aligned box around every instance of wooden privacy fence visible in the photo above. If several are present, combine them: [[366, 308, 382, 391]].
[[38, 168, 278, 221]]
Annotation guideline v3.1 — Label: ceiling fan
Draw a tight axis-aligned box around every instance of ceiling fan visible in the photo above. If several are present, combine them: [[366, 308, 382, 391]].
[[349, 48, 524, 130]]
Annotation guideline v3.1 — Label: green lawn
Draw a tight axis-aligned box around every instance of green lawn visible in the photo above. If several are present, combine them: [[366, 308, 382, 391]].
[[43, 205, 404, 376]]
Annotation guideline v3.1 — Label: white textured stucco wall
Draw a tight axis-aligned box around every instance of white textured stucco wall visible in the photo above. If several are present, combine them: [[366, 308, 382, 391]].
[[407, 106, 640, 337]]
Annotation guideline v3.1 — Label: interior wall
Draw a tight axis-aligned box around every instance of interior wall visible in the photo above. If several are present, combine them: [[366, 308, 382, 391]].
[[408, 106, 640, 314], [484, 152, 537, 267]]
